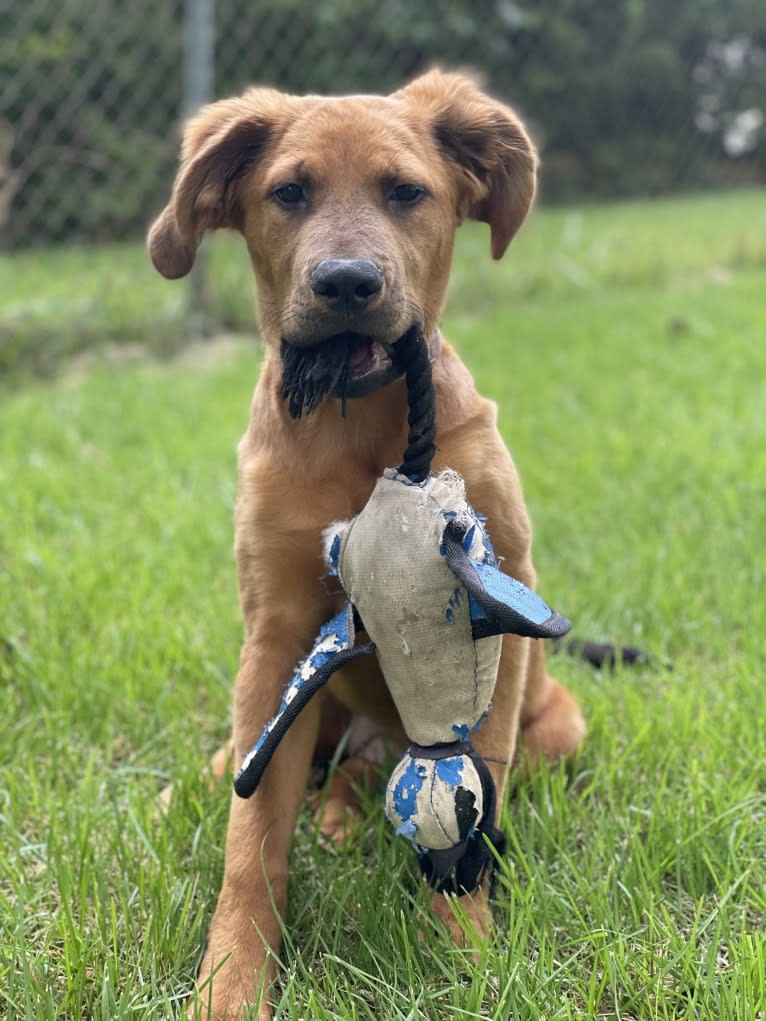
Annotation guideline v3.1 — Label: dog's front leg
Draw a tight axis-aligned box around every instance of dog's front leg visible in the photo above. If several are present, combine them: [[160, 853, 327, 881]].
[[191, 624, 322, 1021]]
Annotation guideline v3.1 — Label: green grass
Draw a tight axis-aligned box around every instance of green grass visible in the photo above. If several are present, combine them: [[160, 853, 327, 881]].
[[2, 187, 766, 376], [2, 188, 766, 1019]]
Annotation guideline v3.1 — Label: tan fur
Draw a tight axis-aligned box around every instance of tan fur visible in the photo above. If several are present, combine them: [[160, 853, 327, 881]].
[[149, 70, 585, 1021]]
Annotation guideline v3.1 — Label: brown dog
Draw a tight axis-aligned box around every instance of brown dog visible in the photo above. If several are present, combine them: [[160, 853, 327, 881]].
[[149, 70, 586, 1021]]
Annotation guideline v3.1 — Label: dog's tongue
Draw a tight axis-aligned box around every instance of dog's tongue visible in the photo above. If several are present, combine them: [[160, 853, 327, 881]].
[[349, 339, 375, 375]]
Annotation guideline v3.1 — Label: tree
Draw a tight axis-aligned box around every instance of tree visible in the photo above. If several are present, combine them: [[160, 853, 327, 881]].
[[2, 0, 764, 246]]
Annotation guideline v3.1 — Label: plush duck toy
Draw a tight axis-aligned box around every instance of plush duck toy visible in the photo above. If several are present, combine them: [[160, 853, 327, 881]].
[[234, 329, 572, 894]]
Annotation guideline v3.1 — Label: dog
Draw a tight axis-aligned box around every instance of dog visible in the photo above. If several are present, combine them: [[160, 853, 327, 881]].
[[148, 69, 587, 1021]]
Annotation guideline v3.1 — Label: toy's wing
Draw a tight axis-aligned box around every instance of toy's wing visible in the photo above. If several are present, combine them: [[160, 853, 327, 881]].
[[234, 604, 374, 798], [442, 520, 572, 641]]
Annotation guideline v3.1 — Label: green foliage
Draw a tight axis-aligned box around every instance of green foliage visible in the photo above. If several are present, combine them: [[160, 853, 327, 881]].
[[1, 190, 766, 1017], [2, 0, 182, 246], [2, 1, 765, 246]]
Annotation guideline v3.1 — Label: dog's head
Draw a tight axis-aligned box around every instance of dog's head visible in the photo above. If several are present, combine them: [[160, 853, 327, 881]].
[[148, 71, 537, 407]]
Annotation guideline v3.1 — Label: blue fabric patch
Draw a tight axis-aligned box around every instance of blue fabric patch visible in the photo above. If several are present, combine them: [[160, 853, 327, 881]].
[[452, 723, 470, 741], [472, 561, 553, 625], [435, 757, 464, 790], [481, 527, 497, 566], [392, 757, 426, 822], [310, 606, 352, 665], [238, 604, 354, 777], [395, 818, 418, 844], [468, 595, 486, 625], [444, 586, 462, 624], [465, 503, 497, 566], [328, 533, 341, 570]]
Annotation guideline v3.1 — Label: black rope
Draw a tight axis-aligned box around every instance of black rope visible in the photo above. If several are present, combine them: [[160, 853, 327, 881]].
[[280, 335, 354, 420], [392, 327, 437, 483]]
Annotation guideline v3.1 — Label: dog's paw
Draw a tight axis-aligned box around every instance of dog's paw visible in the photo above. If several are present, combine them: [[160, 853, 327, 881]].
[[311, 792, 360, 846], [518, 677, 586, 767], [311, 757, 379, 846], [187, 1001, 272, 1021], [187, 966, 273, 1021], [427, 886, 493, 960], [187, 998, 272, 1021], [189, 914, 278, 1021]]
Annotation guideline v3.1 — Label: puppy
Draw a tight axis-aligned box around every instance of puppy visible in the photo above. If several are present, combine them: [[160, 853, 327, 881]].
[[149, 70, 586, 1021]]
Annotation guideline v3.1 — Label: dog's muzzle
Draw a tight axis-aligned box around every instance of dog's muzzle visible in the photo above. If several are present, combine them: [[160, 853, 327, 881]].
[[280, 328, 441, 420], [280, 331, 398, 418]]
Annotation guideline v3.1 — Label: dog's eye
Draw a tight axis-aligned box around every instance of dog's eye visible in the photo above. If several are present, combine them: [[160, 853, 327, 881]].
[[390, 183, 425, 206], [273, 183, 305, 207]]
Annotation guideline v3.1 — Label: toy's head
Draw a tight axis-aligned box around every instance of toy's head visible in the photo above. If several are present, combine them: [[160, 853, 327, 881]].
[[383, 738, 503, 893], [385, 743, 484, 849]]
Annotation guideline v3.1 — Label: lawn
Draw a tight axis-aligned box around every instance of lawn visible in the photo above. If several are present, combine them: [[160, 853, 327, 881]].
[[1, 189, 765, 1019]]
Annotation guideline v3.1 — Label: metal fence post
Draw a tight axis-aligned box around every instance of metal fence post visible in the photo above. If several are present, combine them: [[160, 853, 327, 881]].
[[184, 0, 215, 336]]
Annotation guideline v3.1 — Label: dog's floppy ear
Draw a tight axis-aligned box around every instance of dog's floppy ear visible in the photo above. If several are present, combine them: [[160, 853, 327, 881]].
[[148, 89, 293, 279], [395, 70, 537, 260]]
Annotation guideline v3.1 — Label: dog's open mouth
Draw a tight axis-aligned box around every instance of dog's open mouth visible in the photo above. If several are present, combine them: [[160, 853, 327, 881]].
[[281, 330, 409, 419], [346, 333, 392, 380]]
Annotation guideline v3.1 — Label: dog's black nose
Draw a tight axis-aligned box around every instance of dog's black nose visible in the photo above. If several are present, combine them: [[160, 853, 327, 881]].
[[311, 258, 383, 312]]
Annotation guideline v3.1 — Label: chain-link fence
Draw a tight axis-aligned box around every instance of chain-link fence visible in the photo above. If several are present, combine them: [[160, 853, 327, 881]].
[[2, 0, 765, 363]]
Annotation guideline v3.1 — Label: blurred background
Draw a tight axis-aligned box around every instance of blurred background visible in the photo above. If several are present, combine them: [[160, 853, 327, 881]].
[[2, 0, 765, 372]]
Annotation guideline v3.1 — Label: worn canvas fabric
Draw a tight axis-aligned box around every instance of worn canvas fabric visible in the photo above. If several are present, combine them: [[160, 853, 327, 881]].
[[330, 468, 502, 747]]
